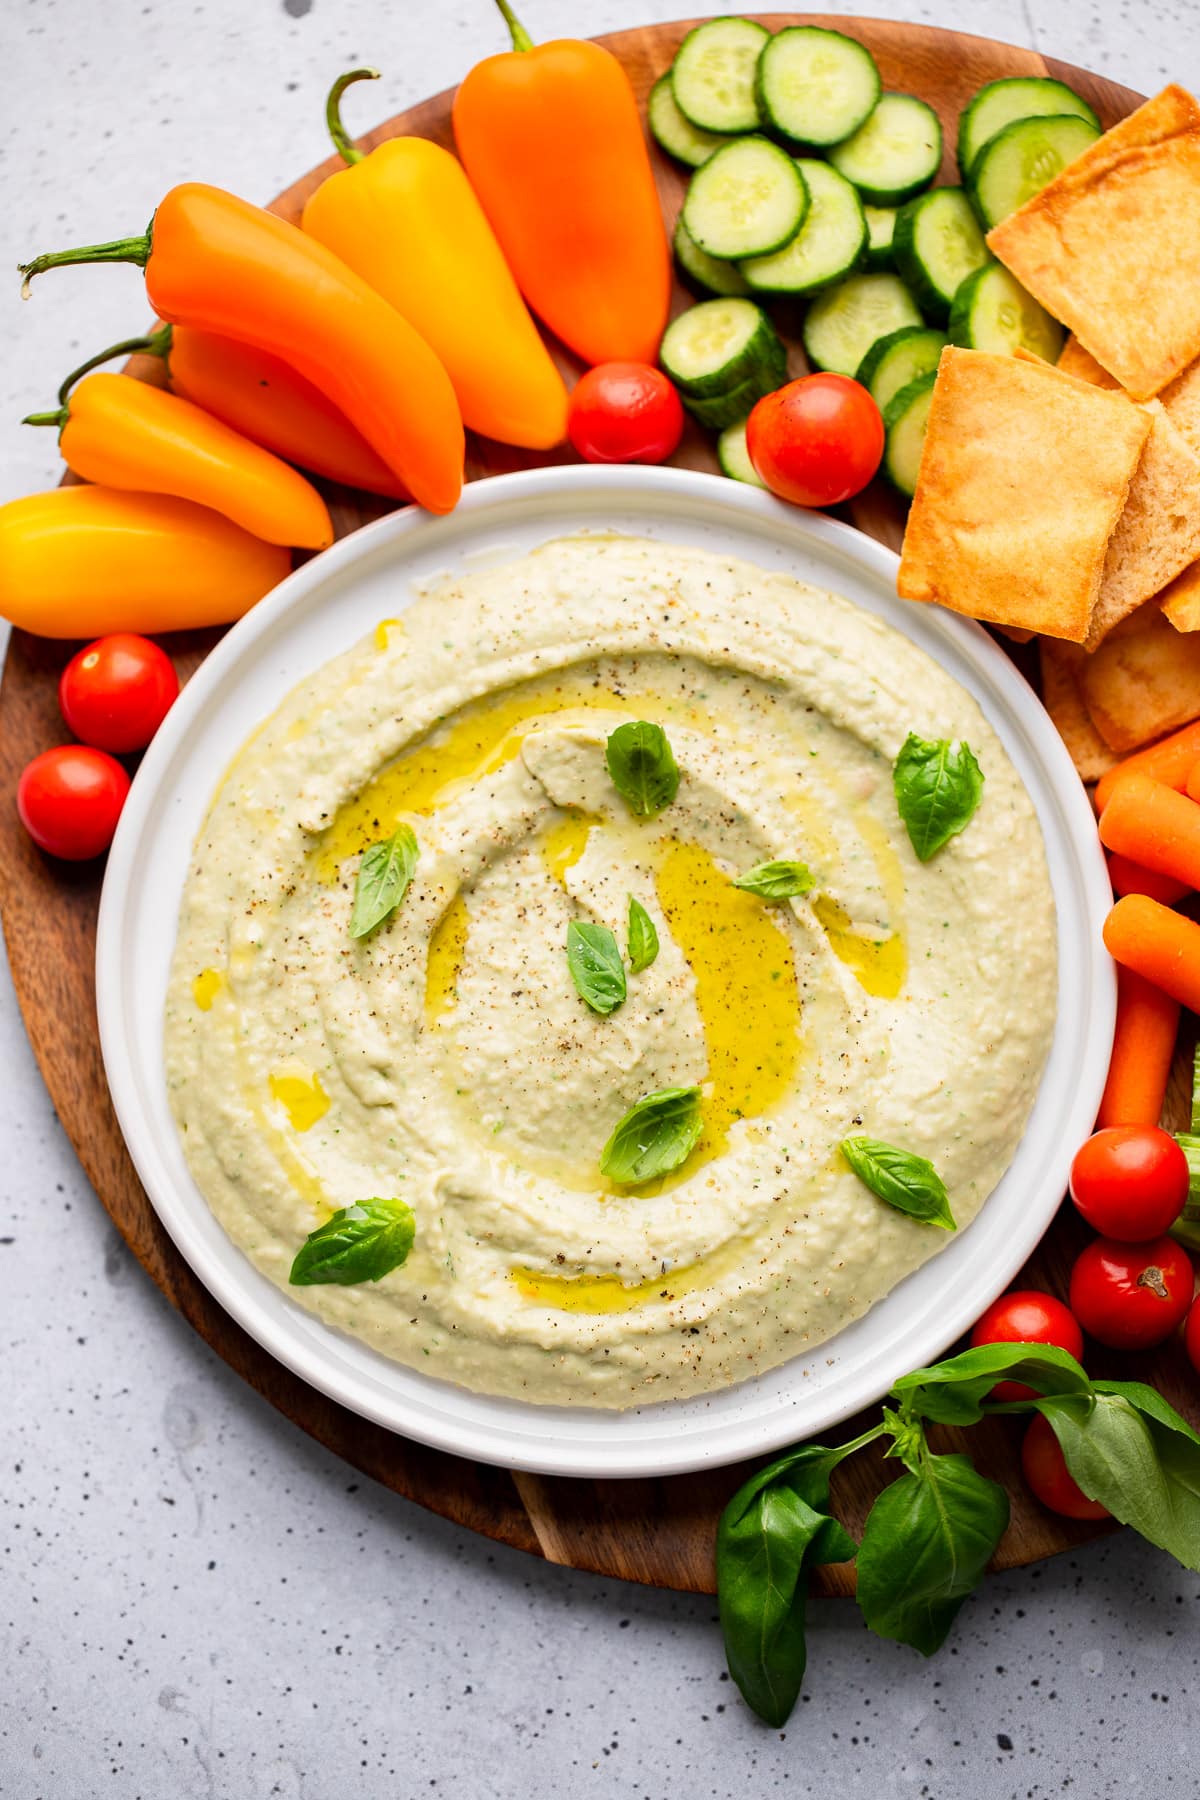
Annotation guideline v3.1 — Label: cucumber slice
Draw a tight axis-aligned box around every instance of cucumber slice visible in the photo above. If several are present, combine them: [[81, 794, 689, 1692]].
[[648, 75, 730, 168], [802, 272, 923, 377], [892, 187, 990, 322], [754, 26, 880, 149], [671, 17, 768, 134], [958, 76, 1101, 179], [674, 217, 751, 298], [686, 375, 783, 432], [718, 418, 767, 486], [855, 325, 947, 413], [683, 136, 809, 260], [739, 159, 866, 295], [882, 371, 937, 497], [828, 93, 943, 205], [948, 262, 1064, 361], [967, 113, 1102, 228], [659, 298, 786, 399], [863, 204, 898, 270]]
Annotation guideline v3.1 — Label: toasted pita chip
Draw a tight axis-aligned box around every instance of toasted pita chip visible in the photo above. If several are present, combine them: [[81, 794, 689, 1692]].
[[1040, 639, 1119, 781], [1086, 401, 1200, 648], [897, 347, 1150, 641], [987, 86, 1200, 400], [1160, 558, 1200, 630], [1056, 335, 1120, 389], [1079, 606, 1200, 750], [1059, 332, 1200, 455], [1162, 358, 1200, 455]]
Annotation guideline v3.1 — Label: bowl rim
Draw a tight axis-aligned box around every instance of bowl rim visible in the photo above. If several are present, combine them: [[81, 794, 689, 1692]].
[[95, 463, 1115, 1477]]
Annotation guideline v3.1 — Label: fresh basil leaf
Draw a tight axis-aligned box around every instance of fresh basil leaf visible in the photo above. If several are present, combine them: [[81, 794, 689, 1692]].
[[1092, 1378, 1200, 1443], [717, 1446, 857, 1727], [892, 1343, 1092, 1426], [855, 1451, 1008, 1655], [566, 920, 627, 1016], [732, 860, 815, 900], [605, 720, 679, 817], [1036, 1390, 1200, 1570], [289, 1199, 415, 1287], [841, 1135, 956, 1230], [893, 733, 984, 862], [349, 824, 419, 938], [627, 896, 659, 973], [600, 1086, 702, 1183]]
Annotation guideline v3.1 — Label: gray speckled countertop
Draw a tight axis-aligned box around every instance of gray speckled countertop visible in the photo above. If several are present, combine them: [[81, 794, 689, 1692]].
[[3, 2, 1200, 1794]]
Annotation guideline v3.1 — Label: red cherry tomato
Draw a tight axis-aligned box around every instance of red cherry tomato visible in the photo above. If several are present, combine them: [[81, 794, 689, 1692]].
[[746, 374, 884, 507], [567, 363, 684, 465], [59, 633, 179, 754], [969, 1289, 1085, 1401], [1069, 1126, 1188, 1241], [1186, 1293, 1200, 1376], [1021, 1413, 1111, 1521], [1069, 1234, 1194, 1350], [16, 745, 130, 861]]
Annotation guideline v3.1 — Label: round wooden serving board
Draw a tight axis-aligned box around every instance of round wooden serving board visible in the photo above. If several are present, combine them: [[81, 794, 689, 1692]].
[[1, 17, 1190, 1595]]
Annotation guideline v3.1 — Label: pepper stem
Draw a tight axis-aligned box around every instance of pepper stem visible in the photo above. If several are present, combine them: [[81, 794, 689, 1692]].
[[494, 0, 535, 52], [326, 68, 381, 166], [49, 326, 174, 408], [18, 228, 153, 299], [21, 407, 68, 429]]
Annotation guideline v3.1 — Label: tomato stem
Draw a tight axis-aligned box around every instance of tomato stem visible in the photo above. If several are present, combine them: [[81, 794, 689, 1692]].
[[325, 67, 381, 166], [494, 0, 535, 52]]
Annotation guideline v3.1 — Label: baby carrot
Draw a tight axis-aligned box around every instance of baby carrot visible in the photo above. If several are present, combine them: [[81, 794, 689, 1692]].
[[1098, 772, 1200, 888], [1096, 963, 1180, 1128], [1103, 894, 1200, 1013], [1095, 719, 1200, 812], [1107, 852, 1190, 906]]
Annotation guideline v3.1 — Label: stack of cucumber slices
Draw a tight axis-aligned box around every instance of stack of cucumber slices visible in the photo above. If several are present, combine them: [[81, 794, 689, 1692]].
[[651, 20, 1099, 497]]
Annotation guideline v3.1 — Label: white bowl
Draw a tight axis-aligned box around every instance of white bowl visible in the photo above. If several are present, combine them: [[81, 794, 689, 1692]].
[[96, 465, 1114, 1478]]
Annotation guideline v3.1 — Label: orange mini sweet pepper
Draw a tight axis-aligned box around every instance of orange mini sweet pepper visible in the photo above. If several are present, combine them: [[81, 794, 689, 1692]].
[[163, 325, 408, 498], [453, 1, 671, 368], [0, 488, 290, 639], [54, 326, 410, 500], [25, 360, 333, 549], [302, 69, 568, 450], [19, 183, 464, 513]]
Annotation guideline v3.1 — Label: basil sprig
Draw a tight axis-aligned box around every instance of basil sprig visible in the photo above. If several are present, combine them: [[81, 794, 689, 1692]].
[[854, 1447, 1008, 1655], [289, 1199, 415, 1287], [600, 1086, 702, 1183], [893, 733, 983, 862], [717, 1343, 1200, 1725], [349, 824, 419, 938], [732, 859, 814, 900], [567, 920, 627, 1016], [605, 720, 679, 817], [841, 1135, 956, 1230], [717, 1443, 859, 1727], [627, 896, 659, 973]]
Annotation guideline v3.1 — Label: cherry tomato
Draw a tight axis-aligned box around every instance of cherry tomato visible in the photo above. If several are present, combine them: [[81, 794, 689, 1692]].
[[59, 633, 179, 754], [1069, 1126, 1188, 1241], [969, 1289, 1085, 1401], [1186, 1292, 1200, 1376], [746, 374, 884, 507], [1069, 1234, 1194, 1350], [567, 363, 684, 465], [16, 745, 130, 861], [1021, 1413, 1111, 1521]]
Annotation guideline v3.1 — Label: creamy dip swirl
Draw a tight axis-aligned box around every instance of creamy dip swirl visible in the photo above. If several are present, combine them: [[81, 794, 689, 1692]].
[[164, 534, 1056, 1407]]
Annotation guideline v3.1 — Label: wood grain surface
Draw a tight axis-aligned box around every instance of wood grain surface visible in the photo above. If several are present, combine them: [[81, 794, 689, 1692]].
[[0, 17, 1186, 1597]]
